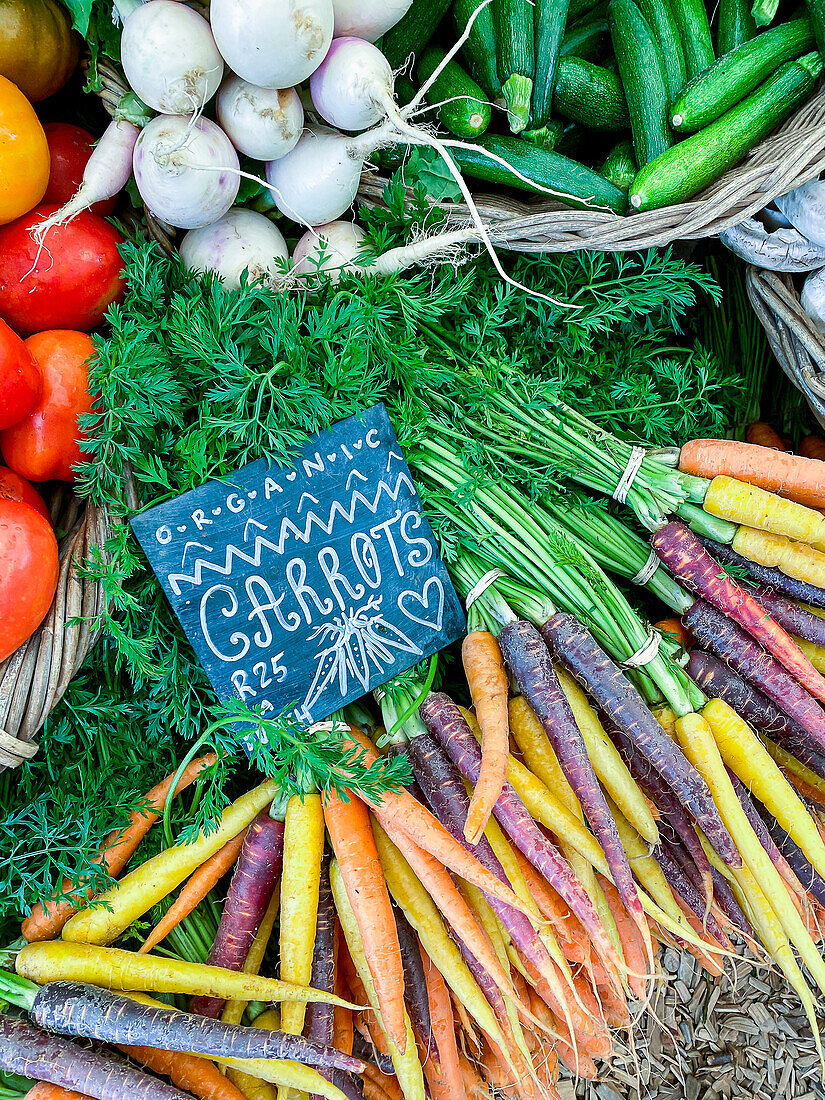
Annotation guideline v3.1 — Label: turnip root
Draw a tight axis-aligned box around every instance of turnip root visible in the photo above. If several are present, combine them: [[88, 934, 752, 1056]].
[[292, 220, 369, 284], [217, 77, 304, 161], [210, 0, 334, 89], [332, 0, 413, 40], [133, 115, 239, 230], [120, 0, 224, 114], [180, 209, 289, 290]]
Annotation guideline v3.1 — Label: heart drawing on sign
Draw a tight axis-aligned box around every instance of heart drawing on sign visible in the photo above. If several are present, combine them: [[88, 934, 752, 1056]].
[[398, 577, 445, 632]]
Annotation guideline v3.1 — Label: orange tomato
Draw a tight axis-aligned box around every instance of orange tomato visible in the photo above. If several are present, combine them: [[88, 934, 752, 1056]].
[[0, 74, 49, 224]]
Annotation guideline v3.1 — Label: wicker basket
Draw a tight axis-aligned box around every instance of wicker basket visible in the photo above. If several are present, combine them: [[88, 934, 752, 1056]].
[[745, 265, 825, 431]]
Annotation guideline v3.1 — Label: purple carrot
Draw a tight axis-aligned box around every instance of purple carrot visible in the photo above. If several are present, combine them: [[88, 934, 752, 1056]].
[[539, 611, 740, 867], [386, 741, 430, 807], [710, 867, 752, 938], [31, 982, 364, 1071], [700, 536, 825, 610], [392, 899, 437, 1063], [0, 1014, 191, 1099], [353, 1029, 395, 1075], [496, 620, 643, 922], [608, 718, 714, 896], [416, 692, 622, 977], [759, 808, 825, 908], [403, 725, 582, 996], [744, 584, 825, 647], [687, 649, 825, 777], [192, 808, 285, 1017], [653, 843, 731, 948], [660, 832, 707, 899], [652, 521, 825, 703], [683, 599, 825, 753]]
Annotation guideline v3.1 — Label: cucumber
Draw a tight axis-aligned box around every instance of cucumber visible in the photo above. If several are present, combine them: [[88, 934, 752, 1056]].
[[672, 0, 715, 79], [672, 17, 815, 132], [568, 0, 605, 18], [532, 0, 573, 127], [453, 0, 502, 98], [447, 133, 628, 212], [634, 0, 687, 101], [630, 52, 823, 211], [494, 0, 535, 132], [609, 0, 672, 165], [804, 0, 825, 55], [554, 57, 630, 130], [418, 46, 492, 138], [560, 8, 610, 59], [382, 0, 451, 69], [600, 138, 637, 190], [718, 0, 757, 54]]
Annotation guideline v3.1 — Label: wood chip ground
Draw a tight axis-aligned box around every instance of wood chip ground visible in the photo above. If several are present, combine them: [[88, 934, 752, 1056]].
[[558, 950, 825, 1100]]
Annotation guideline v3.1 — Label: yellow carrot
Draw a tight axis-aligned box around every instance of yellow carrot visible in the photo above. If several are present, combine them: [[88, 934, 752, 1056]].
[[704, 699, 825, 881], [654, 707, 678, 736], [704, 476, 825, 551], [221, 887, 281, 1027], [794, 635, 825, 675], [279, 792, 325, 1040], [62, 781, 279, 946], [508, 697, 581, 817], [226, 1009, 282, 1100], [676, 710, 825, 996], [731, 526, 825, 587], [555, 667, 659, 845], [330, 859, 425, 1100], [16, 941, 354, 1006], [763, 737, 825, 801]]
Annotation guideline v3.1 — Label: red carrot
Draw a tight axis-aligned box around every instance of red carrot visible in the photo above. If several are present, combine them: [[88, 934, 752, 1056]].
[[700, 536, 825, 610], [744, 585, 825, 647], [652, 521, 825, 702], [683, 600, 825, 753], [191, 809, 284, 1018], [539, 612, 740, 866]]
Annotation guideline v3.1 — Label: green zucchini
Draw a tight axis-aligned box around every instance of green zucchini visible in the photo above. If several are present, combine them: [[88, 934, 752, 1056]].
[[447, 133, 628, 212], [630, 52, 823, 211], [804, 0, 825, 55], [383, 0, 451, 69], [568, 0, 605, 19], [532, 0, 573, 128], [453, 0, 502, 97], [634, 0, 687, 101], [718, 0, 757, 54], [554, 57, 630, 130], [523, 120, 566, 148], [418, 46, 492, 138], [672, 17, 814, 132], [600, 138, 637, 190], [560, 8, 610, 59], [609, 0, 672, 165], [672, 0, 715, 79], [494, 0, 535, 131]]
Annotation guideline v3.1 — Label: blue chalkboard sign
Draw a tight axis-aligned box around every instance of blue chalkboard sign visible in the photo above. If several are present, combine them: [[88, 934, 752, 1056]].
[[131, 404, 465, 723]]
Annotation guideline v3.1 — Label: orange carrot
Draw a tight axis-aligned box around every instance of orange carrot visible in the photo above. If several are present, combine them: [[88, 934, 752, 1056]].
[[746, 423, 788, 451], [139, 829, 248, 954], [22, 753, 218, 942], [786, 768, 825, 810], [118, 1045, 248, 1100], [802, 435, 825, 462], [462, 631, 510, 844], [678, 439, 825, 509], [361, 1062, 404, 1100], [24, 1087, 87, 1100], [654, 618, 694, 650], [552, 1033, 598, 1080], [323, 790, 407, 1054], [344, 728, 532, 917], [333, 944, 354, 1058], [419, 945, 464, 1100], [596, 875, 649, 1001], [457, 1052, 491, 1100]]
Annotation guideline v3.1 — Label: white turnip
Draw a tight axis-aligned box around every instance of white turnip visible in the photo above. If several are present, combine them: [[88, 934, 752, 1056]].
[[310, 37, 392, 132], [180, 209, 289, 289], [217, 77, 304, 161], [331, 0, 413, 40], [210, 0, 334, 89], [292, 220, 369, 283]]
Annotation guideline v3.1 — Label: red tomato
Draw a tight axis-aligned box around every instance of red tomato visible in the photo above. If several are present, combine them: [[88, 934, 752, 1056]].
[[0, 466, 49, 519], [42, 123, 116, 216], [0, 499, 58, 662], [0, 205, 124, 334], [0, 330, 95, 482], [0, 317, 40, 429]]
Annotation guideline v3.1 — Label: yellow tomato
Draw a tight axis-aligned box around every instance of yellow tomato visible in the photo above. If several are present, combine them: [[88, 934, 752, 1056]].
[[0, 74, 49, 224]]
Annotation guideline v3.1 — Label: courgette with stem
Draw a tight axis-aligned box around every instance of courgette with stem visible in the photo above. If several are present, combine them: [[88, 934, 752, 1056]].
[[494, 0, 535, 131], [453, 0, 502, 97], [718, 0, 757, 53], [609, 0, 672, 165], [383, 0, 451, 69], [554, 56, 630, 130], [419, 45, 492, 138], [672, 17, 814, 132], [751, 0, 780, 28], [630, 52, 823, 211], [532, 0, 573, 127], [446, 133, 628, 212], [672, 0, 715, 79], [634, 0, 687, 102]]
